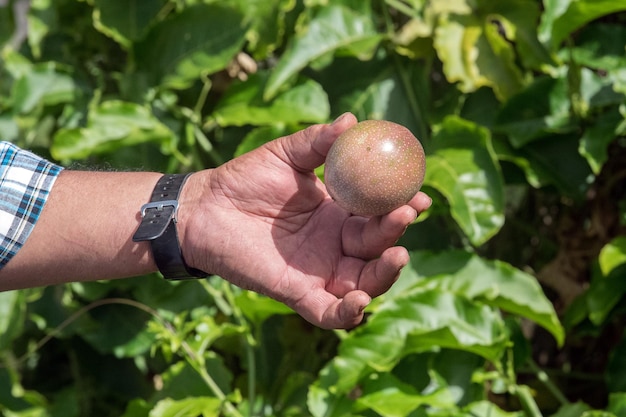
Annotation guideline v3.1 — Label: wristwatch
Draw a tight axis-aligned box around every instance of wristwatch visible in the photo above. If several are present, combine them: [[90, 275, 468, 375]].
[[132, 173, 209, 280]]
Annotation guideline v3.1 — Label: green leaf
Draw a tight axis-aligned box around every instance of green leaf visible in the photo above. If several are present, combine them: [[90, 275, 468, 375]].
[[580, 107, 623, 175], [355, 372, 456, 416], [234, 125, 291, 157], [134, 4, 247, 89], [92, 0, 167, 48], [424, 116, 505, 246], [121, 398, 151, 417], [433, 11, 524, 101], [520, 133, 593, 198], [264, 4, 383, 100], [228, 0, 297, 60], [486, 0, 554, 71], [157, 357, 233, 401], [410, 250, 564, 345], [586, 264, 626, 325], [605, 334, 626, 394], [492, 137, 543, 188], [11, 63, 76, 114], [315, 289, 508, 395], [550, 402, 592, 417], [149, 397, 221, 417], [495, 74, 572, 148], [234, 291, 294, 326], [607, 392, 626, 416], [76, 303, 155, 357], [599, 236, 626, 277], [463, 401, 524, 417], [51, 100, 175, 161], [26, 0, 58, 59], [317, 53, 430, 141], [210, 73, 329, 127], [568, 23, 626, 71], [0, 8, 11, 47], [0, 291, 26, 351], [539, 0, 626, 50]]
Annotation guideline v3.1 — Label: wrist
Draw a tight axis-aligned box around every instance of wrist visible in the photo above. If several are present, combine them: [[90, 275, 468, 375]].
[[177, 170, 216, 276], [133, 173, 209, 279]]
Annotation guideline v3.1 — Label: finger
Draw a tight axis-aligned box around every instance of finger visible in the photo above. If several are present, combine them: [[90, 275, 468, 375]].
[[407, 191, 432, 214], [342, 192, 432, 259], [342, 205, 415, 259], [293, 288, 371, 329], [356, 246, 410, 298], [271, 112, 358, 172]]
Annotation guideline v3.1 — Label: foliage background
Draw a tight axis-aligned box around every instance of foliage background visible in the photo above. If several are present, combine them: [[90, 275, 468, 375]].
[[1, 0, 626, 416]]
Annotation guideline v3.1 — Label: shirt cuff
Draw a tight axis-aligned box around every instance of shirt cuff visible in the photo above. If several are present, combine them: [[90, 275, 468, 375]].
[[0, 142, 63, 270]]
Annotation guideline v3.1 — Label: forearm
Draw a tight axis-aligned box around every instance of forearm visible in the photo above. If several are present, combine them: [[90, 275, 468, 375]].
[[0, 170, 163, 290]]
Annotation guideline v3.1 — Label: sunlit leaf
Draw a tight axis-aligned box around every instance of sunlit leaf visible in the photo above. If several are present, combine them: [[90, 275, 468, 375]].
[[210, 73, 329, 127], [539, 0, 626, 50], [264, 4, 383, 100], [234, 125, 291, 157], [149, 397, 221, 417], [433, 11, 524, 101], [92, 0, 167, 48], [424, 116, 505, 246], [355, 372, 457, 416], [316, 289, 508, 395], [234, 291, 294, 325], [487, 0, 554, 70], [409, 250, 564, 345], [11, 63, 76, 114], [599, 236, 626, 277], [51, 100, 175, 161], [134, 4, 246, 89], [228, 0, 296, 60]]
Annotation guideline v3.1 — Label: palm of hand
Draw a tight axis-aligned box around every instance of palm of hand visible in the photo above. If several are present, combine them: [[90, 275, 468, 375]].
[[187, 116, 426, 328]]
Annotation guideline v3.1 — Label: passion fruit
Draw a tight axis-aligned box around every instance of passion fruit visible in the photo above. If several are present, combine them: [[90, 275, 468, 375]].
[[324, 120, 425, 216]]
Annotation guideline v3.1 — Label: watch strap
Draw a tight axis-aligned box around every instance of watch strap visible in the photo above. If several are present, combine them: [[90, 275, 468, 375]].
[[132, 174, 209, 280]]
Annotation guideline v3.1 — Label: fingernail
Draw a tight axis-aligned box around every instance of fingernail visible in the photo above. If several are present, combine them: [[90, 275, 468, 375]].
[[421, 194, 432, 209], [331, 112, 350, 126], [359, 297, 372, 313]]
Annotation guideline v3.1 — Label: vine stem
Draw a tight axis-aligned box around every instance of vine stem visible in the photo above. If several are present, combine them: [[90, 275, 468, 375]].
[[200, 280, 258, 417], [221, 282, 258, 417], [515, 385, 543, 417], [1, 297, 243, 417], [526, 358, 570, 406]]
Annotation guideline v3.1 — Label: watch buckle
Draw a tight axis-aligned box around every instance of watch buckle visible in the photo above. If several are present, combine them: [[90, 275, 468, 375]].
[[140, 200, 179, 221]]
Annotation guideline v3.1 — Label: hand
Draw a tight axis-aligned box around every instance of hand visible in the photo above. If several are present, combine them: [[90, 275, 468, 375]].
[[180, 113, 431, 329]]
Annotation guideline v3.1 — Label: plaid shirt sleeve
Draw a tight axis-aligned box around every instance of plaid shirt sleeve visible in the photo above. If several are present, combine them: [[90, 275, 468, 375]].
[[0, 142, 63, 269]]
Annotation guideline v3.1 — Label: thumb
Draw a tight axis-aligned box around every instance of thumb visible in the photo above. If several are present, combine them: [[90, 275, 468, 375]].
[[274, 112, 357, 172]]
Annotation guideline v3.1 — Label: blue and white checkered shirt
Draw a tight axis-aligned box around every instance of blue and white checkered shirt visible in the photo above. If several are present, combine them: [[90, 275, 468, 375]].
[[0, 142, 63, 269]]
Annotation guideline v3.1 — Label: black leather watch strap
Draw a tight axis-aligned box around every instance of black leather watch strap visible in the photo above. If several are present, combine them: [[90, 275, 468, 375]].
[[132, 173, 209, 280]]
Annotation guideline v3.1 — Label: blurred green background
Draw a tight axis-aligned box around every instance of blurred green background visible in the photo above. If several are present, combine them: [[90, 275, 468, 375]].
[[1, 0, 626, 416]]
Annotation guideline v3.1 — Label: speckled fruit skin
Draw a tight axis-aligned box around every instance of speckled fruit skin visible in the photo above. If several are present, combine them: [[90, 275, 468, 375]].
[[324, 120, 426, 216]]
